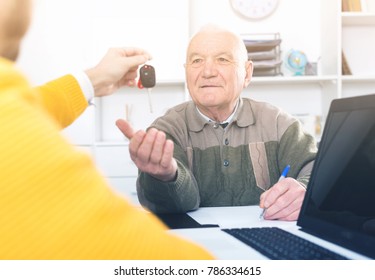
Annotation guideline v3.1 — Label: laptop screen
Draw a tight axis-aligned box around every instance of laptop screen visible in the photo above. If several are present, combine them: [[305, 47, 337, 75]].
[[298, 94, 375, 258]]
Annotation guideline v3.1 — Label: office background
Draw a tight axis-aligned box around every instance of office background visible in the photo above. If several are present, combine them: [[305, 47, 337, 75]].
[[16, 0, 375, 200]]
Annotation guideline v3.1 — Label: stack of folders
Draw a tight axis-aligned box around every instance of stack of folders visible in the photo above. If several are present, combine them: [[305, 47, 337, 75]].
[[243, 35, 282, 77]]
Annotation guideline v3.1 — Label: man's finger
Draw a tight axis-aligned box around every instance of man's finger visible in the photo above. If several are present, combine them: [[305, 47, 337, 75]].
[[122, 54, 150, 70], [160, 139, 174, 168], [116, 119, 135, 139], [122, 47, 152, 59]]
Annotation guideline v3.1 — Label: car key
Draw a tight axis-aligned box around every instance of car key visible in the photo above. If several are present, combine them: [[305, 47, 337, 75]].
[[138, 64, 156, 113]]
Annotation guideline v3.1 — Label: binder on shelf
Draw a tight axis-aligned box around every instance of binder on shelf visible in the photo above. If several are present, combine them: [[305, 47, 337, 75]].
[[342, 0, 350, 12], [351, 0, 362, 11], [342, 51, 352, 75], [343, 0, 362, 12]]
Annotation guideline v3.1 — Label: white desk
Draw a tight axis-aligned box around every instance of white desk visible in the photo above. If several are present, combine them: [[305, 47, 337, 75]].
[[170, 206, 370, 260]]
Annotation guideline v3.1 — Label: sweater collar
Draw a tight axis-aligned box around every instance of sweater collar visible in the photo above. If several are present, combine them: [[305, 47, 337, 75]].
[[195, 100, 239, 125], [187, 98, 255, 132]]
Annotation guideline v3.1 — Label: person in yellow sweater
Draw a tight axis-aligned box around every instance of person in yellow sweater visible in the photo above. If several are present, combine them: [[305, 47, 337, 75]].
[[0, 0, 213, 259]]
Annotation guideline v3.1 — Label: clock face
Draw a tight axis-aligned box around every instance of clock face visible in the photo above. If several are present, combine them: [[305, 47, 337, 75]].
[[230, 0, 279, 20]]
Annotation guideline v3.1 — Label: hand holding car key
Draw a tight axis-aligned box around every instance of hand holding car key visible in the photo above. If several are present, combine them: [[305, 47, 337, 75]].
[[138, 64, 156, 113]]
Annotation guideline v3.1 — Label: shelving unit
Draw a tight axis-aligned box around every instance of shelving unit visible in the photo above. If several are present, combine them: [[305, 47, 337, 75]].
[[245, 0, 375, 124], [340, 0, 375, 99], [250, 75, 338, 85]]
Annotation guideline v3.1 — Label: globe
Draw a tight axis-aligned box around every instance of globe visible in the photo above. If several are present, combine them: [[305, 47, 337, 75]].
[[285, 49, 308, 76]]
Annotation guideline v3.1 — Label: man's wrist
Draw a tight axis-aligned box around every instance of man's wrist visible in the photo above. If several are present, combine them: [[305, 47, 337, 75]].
[[152, 170, 178, 182]]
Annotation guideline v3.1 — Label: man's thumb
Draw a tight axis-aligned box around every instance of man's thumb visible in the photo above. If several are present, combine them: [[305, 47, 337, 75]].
[[115, 119, 135, 139]]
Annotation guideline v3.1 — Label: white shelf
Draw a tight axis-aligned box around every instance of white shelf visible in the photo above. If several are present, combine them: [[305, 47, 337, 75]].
[[155, 79, 185, 86], [342, 13, 375, 25], [341, 74, 375, 82], [157, 76, 339, 86], [251, 75, 338, 85], [94, 141, 129, 147]]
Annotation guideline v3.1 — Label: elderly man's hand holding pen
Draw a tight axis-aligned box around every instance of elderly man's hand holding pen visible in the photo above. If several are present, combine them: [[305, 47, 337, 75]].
[[259, 165, 307, 221]]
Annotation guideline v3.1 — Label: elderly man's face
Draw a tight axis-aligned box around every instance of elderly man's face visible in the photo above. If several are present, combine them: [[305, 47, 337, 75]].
[[185, 30, 251, 115], [0, 0, 32, 60]]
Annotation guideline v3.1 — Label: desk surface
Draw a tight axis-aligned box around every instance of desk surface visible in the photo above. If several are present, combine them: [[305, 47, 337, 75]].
[[170, 206, 370, 260]]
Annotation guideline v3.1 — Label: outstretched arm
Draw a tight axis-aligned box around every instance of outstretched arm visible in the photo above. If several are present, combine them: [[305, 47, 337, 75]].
[[36, 48, 151, 128]]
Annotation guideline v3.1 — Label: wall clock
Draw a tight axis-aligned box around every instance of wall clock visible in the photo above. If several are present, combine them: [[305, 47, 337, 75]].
[[230, 0, 279, 20]]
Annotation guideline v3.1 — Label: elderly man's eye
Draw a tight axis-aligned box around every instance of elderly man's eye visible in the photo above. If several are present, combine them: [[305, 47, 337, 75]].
[[217, 57, 231, 64], [189, 58, 204, 67]]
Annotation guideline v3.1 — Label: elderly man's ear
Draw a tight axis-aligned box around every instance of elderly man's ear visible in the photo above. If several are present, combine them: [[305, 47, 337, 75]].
[[244, 60, 253, 88]]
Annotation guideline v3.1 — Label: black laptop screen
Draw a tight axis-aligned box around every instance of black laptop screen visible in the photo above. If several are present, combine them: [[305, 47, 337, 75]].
[[298, 94, 375, 258]]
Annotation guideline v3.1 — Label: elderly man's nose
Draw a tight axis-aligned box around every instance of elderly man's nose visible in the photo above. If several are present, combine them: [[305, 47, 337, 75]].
[[202, 59, 217, 77]]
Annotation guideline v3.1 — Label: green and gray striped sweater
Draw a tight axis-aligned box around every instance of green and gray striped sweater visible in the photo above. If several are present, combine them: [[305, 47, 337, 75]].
[[137, 98, 317, 213]]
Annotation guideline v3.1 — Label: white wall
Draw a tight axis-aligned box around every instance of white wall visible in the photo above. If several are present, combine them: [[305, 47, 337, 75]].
[[189, 0, 322, 64], [17, 0, 189, 143], [18, 0, 189, 83]]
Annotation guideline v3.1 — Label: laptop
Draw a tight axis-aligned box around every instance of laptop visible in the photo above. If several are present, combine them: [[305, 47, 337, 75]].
[[223, 93, 375, 259]]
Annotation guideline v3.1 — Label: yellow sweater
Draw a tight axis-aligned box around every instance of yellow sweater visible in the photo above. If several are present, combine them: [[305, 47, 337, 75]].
[[0, 57, 213, 260]]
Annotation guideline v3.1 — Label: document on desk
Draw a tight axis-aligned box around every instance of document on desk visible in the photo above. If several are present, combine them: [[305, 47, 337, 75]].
[[154, 206, 290, 230], [188, 206, 292, 229]]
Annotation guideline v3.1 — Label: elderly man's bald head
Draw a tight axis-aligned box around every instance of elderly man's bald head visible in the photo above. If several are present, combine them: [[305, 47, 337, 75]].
[[186, 24, 249, 64]]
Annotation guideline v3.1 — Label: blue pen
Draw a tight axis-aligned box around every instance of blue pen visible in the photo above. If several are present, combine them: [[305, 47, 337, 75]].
[[259, 165, 290, 220]]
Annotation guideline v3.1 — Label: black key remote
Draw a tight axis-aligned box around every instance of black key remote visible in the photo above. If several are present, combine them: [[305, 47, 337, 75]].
[[139, 64, 156, 88]]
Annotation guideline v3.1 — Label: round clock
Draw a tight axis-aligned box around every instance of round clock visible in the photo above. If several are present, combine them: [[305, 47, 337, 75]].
[[230, 0, 279, 20]]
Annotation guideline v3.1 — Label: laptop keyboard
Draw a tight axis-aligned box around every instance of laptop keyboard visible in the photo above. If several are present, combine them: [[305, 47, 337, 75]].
[[222, 227, 348, 260]]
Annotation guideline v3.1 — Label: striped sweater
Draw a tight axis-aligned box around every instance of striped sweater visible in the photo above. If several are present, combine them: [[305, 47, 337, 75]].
[[137, 98, 317, 213], [0, 57, 212, 259]]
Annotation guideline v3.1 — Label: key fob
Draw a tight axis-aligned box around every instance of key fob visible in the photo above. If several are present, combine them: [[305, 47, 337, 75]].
[[139, 64, 156, 88]]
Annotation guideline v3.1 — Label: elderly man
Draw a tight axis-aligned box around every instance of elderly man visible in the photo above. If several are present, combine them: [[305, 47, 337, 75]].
[[117, 25, 317, 221]]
